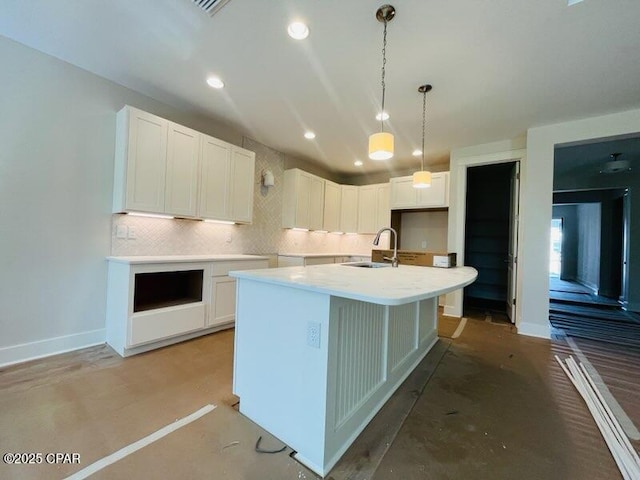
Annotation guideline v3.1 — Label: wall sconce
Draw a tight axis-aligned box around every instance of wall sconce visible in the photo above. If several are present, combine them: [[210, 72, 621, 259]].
[[262, 170, 275, 187]]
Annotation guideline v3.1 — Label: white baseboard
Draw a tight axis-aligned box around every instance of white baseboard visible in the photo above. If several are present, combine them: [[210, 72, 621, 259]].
[[443, 305, 462, 317], [517, 321, 550, 339], [0, 329, 106, 368]]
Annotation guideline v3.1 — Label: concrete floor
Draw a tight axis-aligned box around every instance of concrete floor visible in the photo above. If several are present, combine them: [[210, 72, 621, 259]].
[[0, 312, 634, 479]]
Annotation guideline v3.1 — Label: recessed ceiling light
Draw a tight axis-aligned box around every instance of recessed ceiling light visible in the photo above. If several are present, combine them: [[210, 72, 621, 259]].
[[206, 76, 224, 89], [287, 21, 309, 40], [354, 160, 363, 167], [375, 111, 389, 121], [304, 131, 316, 139], [412, 149, 422, 156]]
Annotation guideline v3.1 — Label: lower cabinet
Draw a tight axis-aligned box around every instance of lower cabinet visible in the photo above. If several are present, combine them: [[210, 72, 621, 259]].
[[210, 277, 237, 327], [277, 255, 372, 267], [106, 257, 268, 357]]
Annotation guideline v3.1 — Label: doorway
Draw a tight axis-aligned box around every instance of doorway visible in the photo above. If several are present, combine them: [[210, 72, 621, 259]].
[[463, 161, 518, 320], [549, 218, 563, 278]]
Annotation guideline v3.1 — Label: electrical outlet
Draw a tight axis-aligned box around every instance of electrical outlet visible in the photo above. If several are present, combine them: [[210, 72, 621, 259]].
[[116, 224, 128, 239], [421, 240, 427, 249], [307, 322, 321, 349], [127, 226, 137, 239]]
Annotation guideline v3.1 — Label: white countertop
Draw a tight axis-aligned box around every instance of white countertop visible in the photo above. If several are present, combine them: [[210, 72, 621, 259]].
[[107, 254, 269, 264], [230, 263, 477, 306], [278, 253, 370, 258]]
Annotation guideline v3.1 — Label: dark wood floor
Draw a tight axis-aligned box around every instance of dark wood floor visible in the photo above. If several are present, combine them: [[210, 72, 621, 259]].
[[548, 277, 640, 349]]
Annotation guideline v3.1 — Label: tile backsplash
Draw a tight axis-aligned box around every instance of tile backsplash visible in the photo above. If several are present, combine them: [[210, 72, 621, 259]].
[[111, 137, 386, 257]]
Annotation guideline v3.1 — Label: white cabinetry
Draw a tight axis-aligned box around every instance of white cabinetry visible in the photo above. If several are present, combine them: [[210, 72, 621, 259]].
[[106, 256, 268, 357], [199, 135, 230, 220], [357, 183, 390, 233], [389, 172, 449, 209], [340, 185, 359, 233], [114, 106, 168, 214], [282, 169, 325, 230], [165, 122, 199, 217], [199, 135, 255, 223], [209, 259, 267, 327], [323, 180, 342, 232], [114, 105, 255, 223], [229, 147, 255, 223], [277, 255, 370, 267]]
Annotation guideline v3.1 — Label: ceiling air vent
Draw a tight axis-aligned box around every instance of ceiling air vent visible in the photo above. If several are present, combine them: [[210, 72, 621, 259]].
[[191, 0, 232, 16]]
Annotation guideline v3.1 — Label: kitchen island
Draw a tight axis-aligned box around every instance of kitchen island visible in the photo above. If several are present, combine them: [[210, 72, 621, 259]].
[[230, 263, 477, 477]]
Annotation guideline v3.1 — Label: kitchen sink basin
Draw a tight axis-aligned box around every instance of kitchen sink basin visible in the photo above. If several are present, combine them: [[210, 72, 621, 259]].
[[341, 262, 391, 268]]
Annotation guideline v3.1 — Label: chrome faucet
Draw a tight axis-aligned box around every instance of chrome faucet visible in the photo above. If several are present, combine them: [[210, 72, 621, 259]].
[[373, 227, 399, 267]]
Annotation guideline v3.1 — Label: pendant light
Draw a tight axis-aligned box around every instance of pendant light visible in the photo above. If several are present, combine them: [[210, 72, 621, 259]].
[[413, 84, 433, 188], [368, 5, 395, 161]]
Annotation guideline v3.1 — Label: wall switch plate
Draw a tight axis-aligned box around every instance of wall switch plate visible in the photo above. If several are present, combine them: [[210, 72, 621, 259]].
[[116, 224, 128, 239], [127, 226, 137, 239], [307, 321, 321, 349]]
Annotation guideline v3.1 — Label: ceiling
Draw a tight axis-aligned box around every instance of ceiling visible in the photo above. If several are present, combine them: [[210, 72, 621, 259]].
[[555, 136, 640, 179], [2, 0, 640, 176]]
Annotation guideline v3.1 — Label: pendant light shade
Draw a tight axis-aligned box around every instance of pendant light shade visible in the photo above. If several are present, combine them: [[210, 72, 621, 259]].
[[413, 84, 433, 188], [369, 132, 394, 160], [412, 170, 432, 188], [369, 5, 395, 161]]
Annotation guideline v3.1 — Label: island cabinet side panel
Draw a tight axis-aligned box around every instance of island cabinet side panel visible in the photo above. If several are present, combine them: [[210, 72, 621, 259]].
[[233, 279, 331, 474], [324, 297, 439, 473]]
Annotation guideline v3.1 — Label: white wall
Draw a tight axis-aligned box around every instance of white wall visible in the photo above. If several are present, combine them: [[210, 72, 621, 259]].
[[399, 211, 448, 251], [522, 108, 640, 338]]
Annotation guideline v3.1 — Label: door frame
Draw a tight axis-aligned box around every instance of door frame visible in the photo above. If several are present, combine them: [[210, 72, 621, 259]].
[[446, 142, 526, 329]]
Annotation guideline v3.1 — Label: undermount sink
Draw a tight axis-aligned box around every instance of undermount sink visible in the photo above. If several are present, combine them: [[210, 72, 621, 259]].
[[341, 262, 391, 268]]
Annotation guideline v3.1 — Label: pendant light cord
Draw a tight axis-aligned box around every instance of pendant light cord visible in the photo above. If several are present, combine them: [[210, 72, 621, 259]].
[[380, 20, 388, 133], [421, 88, 426, 170]]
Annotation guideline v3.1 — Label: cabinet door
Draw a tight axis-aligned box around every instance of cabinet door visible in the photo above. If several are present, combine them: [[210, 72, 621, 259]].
[[125, 108, 168, 213], [389, 176, 417, 209], [340, 185, 359, 233], [357, 185, 378, 234], [417, 172, 447, 207], [230, 147, 255, 223], [376, 183, 390, 229], [210, 277, 236, 326], [199, 135, 231, 220], [323, 180, 342, 232], [309, 175, 325, 231], [305, 257, 336, 266], [165, 122, 199, 217]]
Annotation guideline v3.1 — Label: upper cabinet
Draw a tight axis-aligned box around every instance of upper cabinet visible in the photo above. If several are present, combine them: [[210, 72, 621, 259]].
[[283, 168, 391, 234], [113, 105, 255, 223], [114, 107, 168, 214], [165, 122, 199, 217], [323, 180, 342, 232], [199, 135, 256, 223], [340, 185, 359, 233], [358, 183, 390, 234], [389, 172, 449, 210], [282, 169, 325, 230], [229, 147, 256, 223]]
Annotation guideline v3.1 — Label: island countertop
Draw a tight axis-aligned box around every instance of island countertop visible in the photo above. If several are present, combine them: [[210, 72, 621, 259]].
[[230, 263, 477, 306]]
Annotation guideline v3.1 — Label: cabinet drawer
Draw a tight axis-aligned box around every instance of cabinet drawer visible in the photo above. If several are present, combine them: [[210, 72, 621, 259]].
[[129, 303, 205, 347], [211, 260, 268, 276]]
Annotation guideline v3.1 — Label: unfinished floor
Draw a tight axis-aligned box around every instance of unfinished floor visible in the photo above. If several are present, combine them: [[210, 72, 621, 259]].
[[1, 312, 637, 479]]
